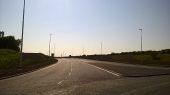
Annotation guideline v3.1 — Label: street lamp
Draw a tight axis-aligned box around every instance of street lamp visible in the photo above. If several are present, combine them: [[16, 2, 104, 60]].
[[139, 28, 143, 64], [53, 43, 55, 57], [48, 34, 52, 63], [101, 42, 103, 55], [139, 29, 143, 52], [83, 47, 84, 55], [49, 34, 52, 57], [20, 0, 26, 67]]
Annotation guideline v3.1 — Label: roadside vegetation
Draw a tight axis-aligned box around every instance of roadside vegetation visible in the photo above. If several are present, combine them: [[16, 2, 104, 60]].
[[0, 36, 20, 51], [76, 49, 170, 67], [0, 35, 57, 78], [0, 49, 57, 78], [0, 49, 20, 69]]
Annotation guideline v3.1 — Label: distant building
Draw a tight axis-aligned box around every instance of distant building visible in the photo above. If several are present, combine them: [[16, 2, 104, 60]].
[[0, 31, 4, 37]]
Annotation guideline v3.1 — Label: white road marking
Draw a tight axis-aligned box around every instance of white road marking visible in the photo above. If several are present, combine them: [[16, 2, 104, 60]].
[[57, 80, 63, 85], [57, 62, 73, 85], [87, 63, 121, 76], [68, 72, 71, 76], [69, 63, 73, 76]]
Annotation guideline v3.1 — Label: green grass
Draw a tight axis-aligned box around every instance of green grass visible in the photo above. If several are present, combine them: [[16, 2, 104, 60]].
[[132, 54, 170, 66], [160, 54, 170, 62], [0, 49, 57, 69], [0, 49, 20, 69], [80, 54, 170, 67], [0, 49, 58, 78], [133, 55, 152, 61]]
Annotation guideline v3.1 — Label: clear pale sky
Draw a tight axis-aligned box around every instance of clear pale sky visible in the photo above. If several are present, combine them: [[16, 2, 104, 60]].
[[0, 0, 170, 56]]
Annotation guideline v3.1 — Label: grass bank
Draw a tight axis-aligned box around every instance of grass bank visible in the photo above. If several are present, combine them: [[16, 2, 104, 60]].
[[0, 49, 20, 69], [0, 49, 58, 79], [76, 51, 170, 67]]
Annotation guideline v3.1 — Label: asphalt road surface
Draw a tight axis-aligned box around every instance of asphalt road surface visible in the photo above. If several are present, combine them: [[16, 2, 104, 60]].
[[0, 58, 170, 95]]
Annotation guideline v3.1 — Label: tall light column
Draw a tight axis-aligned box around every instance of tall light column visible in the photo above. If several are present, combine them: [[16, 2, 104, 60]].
[[139, 28, 143, 64], [101, 42, 103, 55], [53, 43, 55, 57], [20, 0, 26, 67], [49, 34, 52, 57], [139, 29, 143, 52], [82, 47, 85, 55]]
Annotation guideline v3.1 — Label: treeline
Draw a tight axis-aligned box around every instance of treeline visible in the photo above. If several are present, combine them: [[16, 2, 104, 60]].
[[0, 36, 20, 51], [110, 49, 170, 55]]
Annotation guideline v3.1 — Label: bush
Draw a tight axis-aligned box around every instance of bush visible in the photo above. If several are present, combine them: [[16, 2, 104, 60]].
[[161, 49, 170, 54]]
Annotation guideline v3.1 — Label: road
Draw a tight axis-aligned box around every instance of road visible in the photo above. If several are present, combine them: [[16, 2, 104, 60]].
[[0, 58, 170, 95]]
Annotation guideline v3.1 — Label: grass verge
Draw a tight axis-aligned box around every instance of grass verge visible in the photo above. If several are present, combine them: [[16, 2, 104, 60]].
[[0, 49, 58, 79], [78, 54, 170, 67]]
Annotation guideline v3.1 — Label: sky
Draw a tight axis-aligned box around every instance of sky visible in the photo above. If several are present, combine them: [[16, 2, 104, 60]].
[[0, 0, 170, 56]]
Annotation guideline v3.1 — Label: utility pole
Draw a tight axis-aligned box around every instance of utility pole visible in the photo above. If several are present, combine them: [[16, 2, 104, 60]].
[[20, 0, 26, 67]]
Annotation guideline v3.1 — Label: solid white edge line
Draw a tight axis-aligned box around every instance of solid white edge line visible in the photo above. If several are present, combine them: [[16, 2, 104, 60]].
[[87, 63, 121, 77]]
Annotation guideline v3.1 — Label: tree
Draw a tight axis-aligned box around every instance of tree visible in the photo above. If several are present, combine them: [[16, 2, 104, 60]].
[[0, 36, 20, 51]]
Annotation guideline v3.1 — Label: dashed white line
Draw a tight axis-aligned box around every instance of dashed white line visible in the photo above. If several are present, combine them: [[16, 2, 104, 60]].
[[69, 63, 73, 76], [68, 72, 71, 76], [57, 62, 73, 85], [57, 80, 63, 85], [87, 63, 121, 76]]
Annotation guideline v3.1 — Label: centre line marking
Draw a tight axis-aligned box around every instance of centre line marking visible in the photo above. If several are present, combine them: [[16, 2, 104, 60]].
[[69, 63, 72, 76], [57, 62, 73, 85], [58, 80, 63, 85]]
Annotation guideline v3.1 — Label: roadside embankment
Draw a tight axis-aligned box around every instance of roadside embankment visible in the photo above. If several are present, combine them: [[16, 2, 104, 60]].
[[78, 53, 170, 67], [0, 49, 58, 79]]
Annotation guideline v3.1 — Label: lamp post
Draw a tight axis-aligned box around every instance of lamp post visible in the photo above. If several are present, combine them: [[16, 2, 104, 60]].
[[20, 0, 26, 67], [49, 34, 52, 57], [54, 44, 55, 57], [82, 47, 85, 55], [139, 29, 143, 64], [139, 29, 143, 52], [48, 34, 52, 63], [101, 42, 103, 55]]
